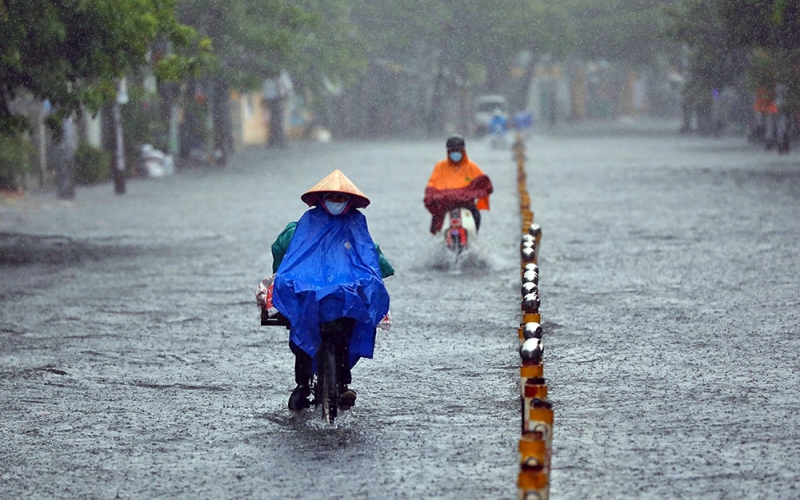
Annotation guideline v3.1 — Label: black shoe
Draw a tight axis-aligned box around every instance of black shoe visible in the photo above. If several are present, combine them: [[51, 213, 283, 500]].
[[338, 386, 357, 409], [288, 385, 310, 411]]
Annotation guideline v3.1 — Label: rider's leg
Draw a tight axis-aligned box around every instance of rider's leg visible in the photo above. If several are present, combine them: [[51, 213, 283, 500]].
[[469, 206, 481, 233], [430, 211, 444, 234], [290, 340, 313, 386], [288, 340, 312, 410]]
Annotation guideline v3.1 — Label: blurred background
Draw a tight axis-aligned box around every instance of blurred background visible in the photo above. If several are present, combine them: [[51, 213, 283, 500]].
[[2, 0, 798, 194]]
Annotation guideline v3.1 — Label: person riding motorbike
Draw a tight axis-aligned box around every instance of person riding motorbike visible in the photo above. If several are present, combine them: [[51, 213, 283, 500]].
[[270, 170, 394, 411], [424, 134, 494, 235], [488, 109, 509, 149], [488, 108, 508, 135]]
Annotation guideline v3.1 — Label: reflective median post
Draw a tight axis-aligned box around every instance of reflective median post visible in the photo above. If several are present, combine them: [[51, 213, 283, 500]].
[[528, 223, 542, 264], [517, 462, 549, 500], [522, 292, 541, 325], [515, 139, 550, 500]]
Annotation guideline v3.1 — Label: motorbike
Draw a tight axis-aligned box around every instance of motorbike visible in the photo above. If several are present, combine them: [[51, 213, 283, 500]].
[[489, 124, 509, 150], [443, 207, 477, 257], [488, 111, 510, 150]]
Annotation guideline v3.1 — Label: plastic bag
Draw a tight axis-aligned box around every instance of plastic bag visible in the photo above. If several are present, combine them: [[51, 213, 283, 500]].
[[255, 275, 280, 318]]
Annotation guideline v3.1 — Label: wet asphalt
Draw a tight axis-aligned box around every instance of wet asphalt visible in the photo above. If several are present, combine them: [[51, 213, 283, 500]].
[[1, 119, 799, 499]]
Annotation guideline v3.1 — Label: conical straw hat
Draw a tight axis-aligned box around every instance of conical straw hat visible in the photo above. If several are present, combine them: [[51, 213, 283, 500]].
[[301, 169, 370, 208]]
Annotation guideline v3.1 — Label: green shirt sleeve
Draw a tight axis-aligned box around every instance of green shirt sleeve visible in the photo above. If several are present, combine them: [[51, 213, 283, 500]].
[[375, 244, 395, 278], [271, 221, 297, 273]]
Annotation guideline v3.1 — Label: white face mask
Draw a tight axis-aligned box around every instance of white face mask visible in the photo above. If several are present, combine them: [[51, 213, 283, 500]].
[[324, 199, 348, 215], [449, 151, 463, 163]]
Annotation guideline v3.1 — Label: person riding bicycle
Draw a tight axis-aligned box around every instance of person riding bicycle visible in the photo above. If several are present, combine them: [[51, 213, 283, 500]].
[[270, 169, 394, 411], [424, 134, 494, 235]]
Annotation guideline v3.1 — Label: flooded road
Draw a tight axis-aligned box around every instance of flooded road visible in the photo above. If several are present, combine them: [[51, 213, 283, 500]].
[[2, 120, 800, 498]]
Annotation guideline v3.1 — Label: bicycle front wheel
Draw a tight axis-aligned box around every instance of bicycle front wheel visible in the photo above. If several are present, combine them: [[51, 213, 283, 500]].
[[318, 339, 338, 425]]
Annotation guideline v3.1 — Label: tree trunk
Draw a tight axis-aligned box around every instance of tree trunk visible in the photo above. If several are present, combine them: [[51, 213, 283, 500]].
[[515, 52, 539, 113], [56, 116, 77, 199], [112, 102, 126, 194], [180, 78, 207, 162], [267, 98, 287, 148], [484, 56, 507, 95], [211, 82, 233, 164], [426, 62, 446, 134]]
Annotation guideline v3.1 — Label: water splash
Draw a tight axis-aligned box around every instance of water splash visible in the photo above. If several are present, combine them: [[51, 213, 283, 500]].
[[420, 236, 495, 273]]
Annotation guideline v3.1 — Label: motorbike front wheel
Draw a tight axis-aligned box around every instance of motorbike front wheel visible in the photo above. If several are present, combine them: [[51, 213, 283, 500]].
[[446, 227, 467, 257]]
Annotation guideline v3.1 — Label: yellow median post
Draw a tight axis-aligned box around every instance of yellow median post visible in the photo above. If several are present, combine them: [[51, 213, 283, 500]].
[[515, 134, 551, 500], [517, 462, 550, 499]]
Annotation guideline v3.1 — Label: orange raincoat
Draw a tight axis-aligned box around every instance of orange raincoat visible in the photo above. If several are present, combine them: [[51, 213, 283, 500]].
[[754, 87, 778, 115], [424, 152, 493, 233]]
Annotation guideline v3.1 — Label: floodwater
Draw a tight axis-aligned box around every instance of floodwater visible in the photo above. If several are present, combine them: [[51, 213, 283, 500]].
[[2, 119, 799, 498]]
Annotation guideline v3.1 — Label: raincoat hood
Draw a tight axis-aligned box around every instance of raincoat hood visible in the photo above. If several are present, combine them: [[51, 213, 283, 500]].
[[301, 169, 370, 209]]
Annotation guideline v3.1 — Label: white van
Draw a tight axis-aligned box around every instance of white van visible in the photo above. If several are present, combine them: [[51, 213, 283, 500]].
[[473, 95, 508, 134]]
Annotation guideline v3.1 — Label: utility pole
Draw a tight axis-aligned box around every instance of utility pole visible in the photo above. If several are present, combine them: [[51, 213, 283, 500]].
[[113, 78, 129, 195]]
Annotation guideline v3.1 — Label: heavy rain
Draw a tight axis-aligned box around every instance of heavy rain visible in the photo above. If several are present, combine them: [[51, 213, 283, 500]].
[[2, 1, 800, 499]]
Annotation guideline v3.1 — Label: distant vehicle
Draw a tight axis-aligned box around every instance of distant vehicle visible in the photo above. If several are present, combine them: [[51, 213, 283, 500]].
[[473, 95, 508, 135]]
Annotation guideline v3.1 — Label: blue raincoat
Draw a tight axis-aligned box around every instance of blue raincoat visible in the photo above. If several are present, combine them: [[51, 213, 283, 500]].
[[272, 206, 390, 367]]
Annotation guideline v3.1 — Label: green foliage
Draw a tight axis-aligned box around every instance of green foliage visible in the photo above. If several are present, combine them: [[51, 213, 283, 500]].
[[176, 0, 357, 92], [121, 85, 168, 155], [289, 0, 368, 90], [74, 141, 111, 185], [720, 0, 800, 49], [352, 0, 572, 89], [746, 48, 800, 112], [0, 134, 32, 191], [669, 0, 800, 107], [666, 0, 747, 95], [180, 94, 212, 152], [153, 36, 214, 83], [564, 0, 679, 64], [747, 49, 780, 90], [0, 0, 203, 138]]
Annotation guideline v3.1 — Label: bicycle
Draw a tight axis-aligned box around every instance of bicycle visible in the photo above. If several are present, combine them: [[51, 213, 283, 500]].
[[261, 309, 350, 425]]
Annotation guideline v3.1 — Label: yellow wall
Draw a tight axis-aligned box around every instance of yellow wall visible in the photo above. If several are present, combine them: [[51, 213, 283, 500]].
[[231, 92, 268, 146]]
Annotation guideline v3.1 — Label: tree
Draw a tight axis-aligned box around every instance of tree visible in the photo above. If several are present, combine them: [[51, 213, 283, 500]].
[[719, 0, 800, 113], [564, 0, 679, 65], [0, 0, 202, 138], [174, 0, 366, 152], [720, 0, 800, 50], [666, 0, 748, 91], [669, 0, 800, 127], [349, 0, 571, 133]]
